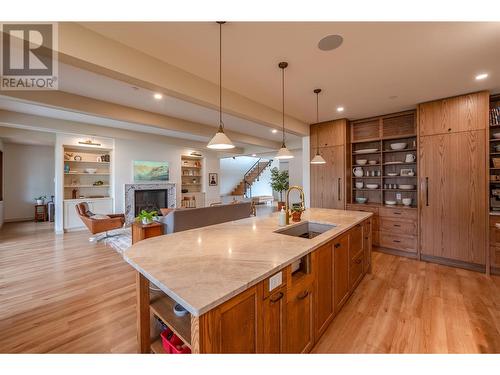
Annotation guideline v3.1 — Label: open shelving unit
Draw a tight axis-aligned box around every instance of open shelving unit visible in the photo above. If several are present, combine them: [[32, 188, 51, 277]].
[[349, 111, 417, 209], [489, 94, 500, 212], [63, 146, 112, 199], [181, 155, 204, 208]]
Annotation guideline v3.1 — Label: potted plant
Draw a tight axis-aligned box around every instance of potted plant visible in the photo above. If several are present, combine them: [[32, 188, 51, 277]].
[[291, 206, 303, 222], [136, 210, 158, 225], [270, 167, 289, 211], [34, 195, 47, 205]]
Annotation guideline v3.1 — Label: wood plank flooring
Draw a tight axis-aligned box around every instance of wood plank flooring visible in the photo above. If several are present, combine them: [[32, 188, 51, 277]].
[[1, 221, 499, 353]]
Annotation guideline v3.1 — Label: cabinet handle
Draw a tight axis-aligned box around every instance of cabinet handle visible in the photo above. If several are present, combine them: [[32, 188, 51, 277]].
[[297, 290, 309, 300], [270, 292, 284, 303], [393, 224, 401, 227], [393, 212, 401, 215], [338, 178, 341, 201], [334, 243, 341, 248], [393, 240, 401, 243], [425, 177, 429, 207]]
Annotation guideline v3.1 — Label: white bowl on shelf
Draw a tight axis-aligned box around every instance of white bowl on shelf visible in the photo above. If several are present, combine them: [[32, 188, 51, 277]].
[[398, 184, 415, 190], [402, 198, 412, 206], [390, 142, 407, 150], [366, 183, 379, 189], [356, 159, 368, 166], [387, 172, 398, 177], [355, 182, 364, 189], [493, 133, 500, 139], [354, 148, 378, 154], [496, 144, 500, 152], [84, 168, 97, 174], [368, 160, 378, 165], [385, 200, 397, 205], [355, 197, 368, 204]]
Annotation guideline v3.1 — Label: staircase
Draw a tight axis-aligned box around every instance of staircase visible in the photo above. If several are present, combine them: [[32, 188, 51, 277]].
[[231, 159, 273, 197]]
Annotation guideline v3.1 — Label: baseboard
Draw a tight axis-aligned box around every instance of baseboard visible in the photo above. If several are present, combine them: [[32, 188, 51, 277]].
[[4, 217, 34, 223], [491, 266, 500, 276], [373, 246, 418, 259], [420, 254, 486, 273]]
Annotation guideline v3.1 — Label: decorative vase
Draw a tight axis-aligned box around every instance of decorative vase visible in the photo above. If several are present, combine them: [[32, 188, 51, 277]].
[[142, 217, 153, 225], [291, 211, 302, 222], [36, 199, 44, 205]]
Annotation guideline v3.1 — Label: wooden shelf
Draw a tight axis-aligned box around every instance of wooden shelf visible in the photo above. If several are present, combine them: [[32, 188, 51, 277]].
[[150, 337, 165, 354], [351, 176, 382, 179], [353, 188, 381, 191], [182, 183, 201, 186], [383, 189, 417, 192], [64, 173, 110, 175], [150, 294, 191, 348], [352, 151, 381, 156], [382, 148, 417, 153], [64, 185, 110, 188], [383, 175, 417, 178], [382, 162, 417, 166], [182, 166, 201, 169], [490, 139, 500, 142], [65, 160, 110, 164]]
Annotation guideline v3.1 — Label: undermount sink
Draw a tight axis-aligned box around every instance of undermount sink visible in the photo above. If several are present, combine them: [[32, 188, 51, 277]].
[[274, 221, 336, 239]]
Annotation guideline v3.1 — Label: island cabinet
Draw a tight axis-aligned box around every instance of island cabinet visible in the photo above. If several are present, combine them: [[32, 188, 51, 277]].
[[136, 217, 372, 354]]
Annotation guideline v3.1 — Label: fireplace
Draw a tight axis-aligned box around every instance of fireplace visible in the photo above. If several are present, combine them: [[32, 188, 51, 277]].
[[124, 183, 176, 224], [134, 189, 168, 216]]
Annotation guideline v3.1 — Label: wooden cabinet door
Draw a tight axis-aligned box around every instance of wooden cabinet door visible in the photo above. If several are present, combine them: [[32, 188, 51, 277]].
[[419, 92, 488, 137], [310, 119, 346, 148], [286, 281, 314, 353], [313, 242, 334, 339], [419, 131, 486, 265], [349, 224, 365, 289], [260, 286, 287, 353], [333, 233, 350, 312], [310, 145, 345, 209], [363, 219, 372, 273], [200, 286, 261, 353]]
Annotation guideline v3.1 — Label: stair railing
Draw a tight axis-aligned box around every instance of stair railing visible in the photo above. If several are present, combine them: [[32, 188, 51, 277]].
[[243, 158, 273, 198]]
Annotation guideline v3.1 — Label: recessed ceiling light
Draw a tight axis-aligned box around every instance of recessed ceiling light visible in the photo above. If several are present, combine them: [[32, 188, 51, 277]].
[[318, 34, 343, 51], [153, 93, 163, 100], [251, 153, 257, 157], [271, 129, 278, 134], [337, 107, 344, 112], [475, 73, 488, 80]]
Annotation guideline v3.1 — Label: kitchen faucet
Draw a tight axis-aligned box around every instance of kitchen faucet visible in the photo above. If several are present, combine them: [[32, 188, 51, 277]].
[[285, 185, 305, 225]]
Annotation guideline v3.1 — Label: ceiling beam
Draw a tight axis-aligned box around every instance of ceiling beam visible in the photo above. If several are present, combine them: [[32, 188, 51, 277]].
[[58, 23, 309, 136], [0, 90, 282, 150]]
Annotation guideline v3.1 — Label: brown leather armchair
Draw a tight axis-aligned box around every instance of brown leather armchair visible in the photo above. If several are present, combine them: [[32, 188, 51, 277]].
[[75, 202, 125, 237]]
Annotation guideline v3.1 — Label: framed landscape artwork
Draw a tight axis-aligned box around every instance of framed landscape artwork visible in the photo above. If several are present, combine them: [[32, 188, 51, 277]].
[[133, 161, 169, 182]]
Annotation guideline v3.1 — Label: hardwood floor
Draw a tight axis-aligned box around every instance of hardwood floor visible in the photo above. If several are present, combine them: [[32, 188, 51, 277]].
[[312, 251, 500, 353], [1, 221, 499, 353], [0, 221, 137, 353]]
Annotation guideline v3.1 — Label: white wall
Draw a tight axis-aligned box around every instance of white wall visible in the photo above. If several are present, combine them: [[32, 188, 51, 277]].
[[0, 139, 3, 228], [219, 156, 275, 197], [3, 143, 55, 221]]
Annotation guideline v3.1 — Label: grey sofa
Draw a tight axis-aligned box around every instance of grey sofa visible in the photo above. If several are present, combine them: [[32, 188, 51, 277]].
[[161, 202, 253, 234]]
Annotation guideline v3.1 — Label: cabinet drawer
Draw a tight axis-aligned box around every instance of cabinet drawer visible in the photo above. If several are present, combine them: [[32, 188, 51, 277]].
[[379, 207, 417, 220], [491, 246, 500, 268], [347, 204, 379, 215], [490, 225, 500, 246], [379, 217, 416, 236], [379, 232, 416, 253]]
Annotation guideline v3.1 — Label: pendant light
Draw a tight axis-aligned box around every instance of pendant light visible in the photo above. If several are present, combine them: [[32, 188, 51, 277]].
[[310, 88, 326, 165], [275, 62, 294, 159], [207, 21, 235, 150]]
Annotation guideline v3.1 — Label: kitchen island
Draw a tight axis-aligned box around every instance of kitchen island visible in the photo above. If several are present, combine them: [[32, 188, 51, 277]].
[[125, 208, 372, 353]]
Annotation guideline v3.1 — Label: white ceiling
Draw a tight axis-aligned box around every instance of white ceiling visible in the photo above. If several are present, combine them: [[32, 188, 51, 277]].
[[57, 63, 301, 147], [81, 22, 500, 122]]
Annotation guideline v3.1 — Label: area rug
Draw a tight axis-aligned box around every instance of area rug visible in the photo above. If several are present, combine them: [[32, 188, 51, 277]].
[[103, 227, 132, 255]]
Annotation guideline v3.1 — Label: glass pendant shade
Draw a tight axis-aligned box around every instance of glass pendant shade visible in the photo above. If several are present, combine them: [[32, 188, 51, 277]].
[[276, 146, 294, 159], [310, 152, 326, 164], [207, 127, 235, 149]]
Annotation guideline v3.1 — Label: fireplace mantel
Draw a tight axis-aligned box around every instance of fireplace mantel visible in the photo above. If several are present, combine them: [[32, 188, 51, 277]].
[[124, 183, 176, 225]]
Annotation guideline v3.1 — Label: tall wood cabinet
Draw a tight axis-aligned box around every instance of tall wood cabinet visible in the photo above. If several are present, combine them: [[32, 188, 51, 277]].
[[310, 119, 348, 209], [418, 92, 488, 270]]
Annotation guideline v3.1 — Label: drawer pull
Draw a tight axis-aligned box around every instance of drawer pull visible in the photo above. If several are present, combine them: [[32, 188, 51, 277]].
[[393, 224, 401, 227], [393, 240, 401, 243], [270, 292, 284, 303], [297, 291, 309, 300], [393, 212, 402, 215], [334, 243, 341, 248]]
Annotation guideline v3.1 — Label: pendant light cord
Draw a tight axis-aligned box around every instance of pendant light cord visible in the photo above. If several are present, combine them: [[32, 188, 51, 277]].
[[219, 22, 223, 132], [316, 91, 319, 149], [281, 65, 285, 147]]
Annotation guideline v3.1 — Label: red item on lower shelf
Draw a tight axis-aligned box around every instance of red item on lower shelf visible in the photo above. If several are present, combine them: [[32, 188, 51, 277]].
[[160, 328, 191, 354]]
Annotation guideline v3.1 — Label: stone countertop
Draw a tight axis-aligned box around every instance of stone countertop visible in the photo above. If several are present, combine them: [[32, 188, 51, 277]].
[[124, 208, 372, 316]]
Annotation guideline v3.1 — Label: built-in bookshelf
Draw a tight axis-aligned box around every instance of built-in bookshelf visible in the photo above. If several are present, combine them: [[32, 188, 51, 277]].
[[489, 94, 500, 212], [181, 155, 204, 208], [63, 146, 112, 200], [349, 111, 417, 208]]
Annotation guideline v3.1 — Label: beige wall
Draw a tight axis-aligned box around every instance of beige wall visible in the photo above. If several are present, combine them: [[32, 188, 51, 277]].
[[0, 138, 3, 227], [3, 143, 55, 222]]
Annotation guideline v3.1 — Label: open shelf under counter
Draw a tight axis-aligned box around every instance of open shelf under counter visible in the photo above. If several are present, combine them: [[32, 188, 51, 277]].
[[150, 290, 192, 348], [150, 337, 165, 354]]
